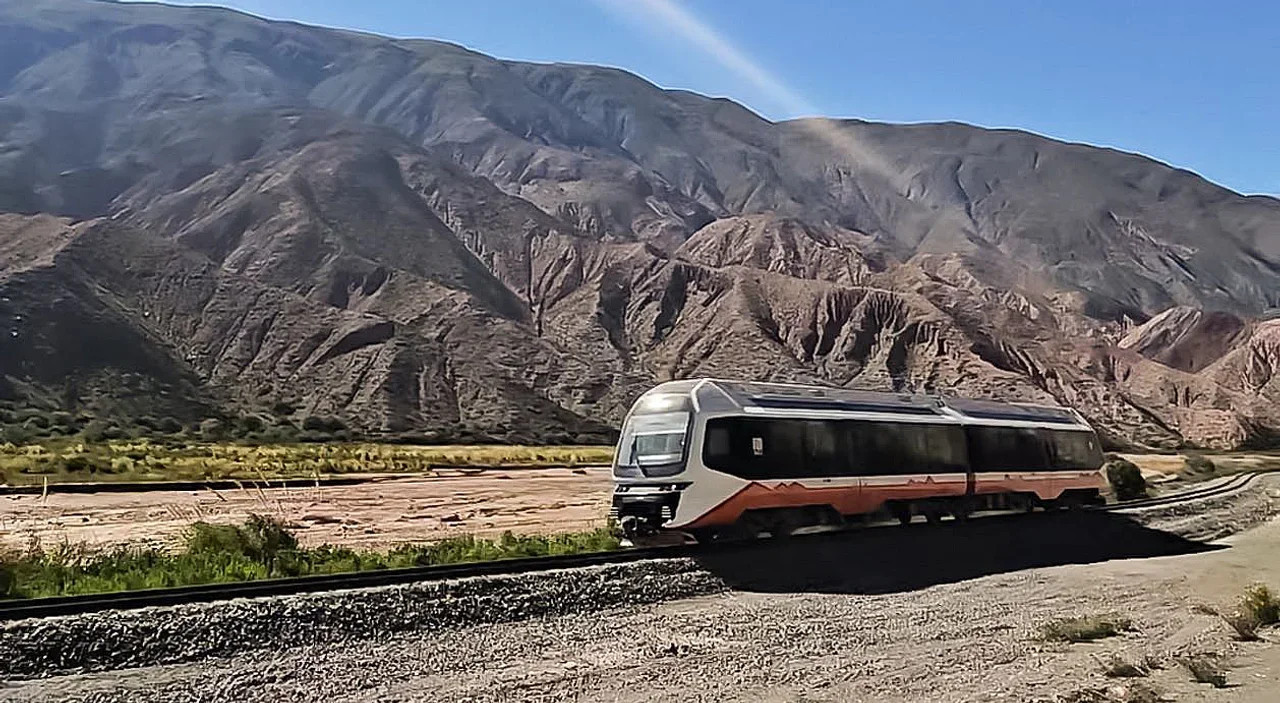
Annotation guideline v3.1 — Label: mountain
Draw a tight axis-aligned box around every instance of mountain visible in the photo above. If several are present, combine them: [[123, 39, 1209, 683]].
[[1, 0, 1278, 448]]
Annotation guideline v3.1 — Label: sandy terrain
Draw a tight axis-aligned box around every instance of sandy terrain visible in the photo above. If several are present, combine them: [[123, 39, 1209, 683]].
[[1121, 452, 1280, 483], [0, 468, 613, 550], [3, 452, 1278, 552], [11, 479, 1280, 702]]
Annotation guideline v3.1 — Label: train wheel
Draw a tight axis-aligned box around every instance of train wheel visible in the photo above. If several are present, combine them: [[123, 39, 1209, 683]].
[[890, 502, 912, 526]]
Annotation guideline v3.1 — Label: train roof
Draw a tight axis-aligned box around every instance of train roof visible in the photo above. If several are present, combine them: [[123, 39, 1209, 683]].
[[637, 378, 1091, 429]]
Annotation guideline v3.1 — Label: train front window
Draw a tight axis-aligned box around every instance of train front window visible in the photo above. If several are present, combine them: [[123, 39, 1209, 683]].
[[616, 410, 690, 477], [631, 431, 685, 464]]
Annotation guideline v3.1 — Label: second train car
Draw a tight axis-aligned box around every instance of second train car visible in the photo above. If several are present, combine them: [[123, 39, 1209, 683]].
[[610, 378, 1105, 543]]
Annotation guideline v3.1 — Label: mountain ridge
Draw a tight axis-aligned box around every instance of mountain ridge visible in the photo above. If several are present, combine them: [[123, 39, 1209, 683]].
[[0, 0, 1278, 448]]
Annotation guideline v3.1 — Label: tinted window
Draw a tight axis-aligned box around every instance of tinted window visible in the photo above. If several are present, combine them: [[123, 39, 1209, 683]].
[[1045, 430, 1103, 470], [849, 422, 967, 475], [702, 417, 967, 479], [747, 419, 807, 479], [804, 421, 844, 475], [704, 423, 732, 463], [966, 426, 1049, 472]]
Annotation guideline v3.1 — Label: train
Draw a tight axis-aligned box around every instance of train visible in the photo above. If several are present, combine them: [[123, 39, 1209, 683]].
[[610, 378, 1106, 543]]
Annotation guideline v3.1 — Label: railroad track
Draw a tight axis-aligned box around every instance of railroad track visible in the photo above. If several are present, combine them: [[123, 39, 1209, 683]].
[[1096, 470, 1264, 512], [1, 471, 1268, 622]]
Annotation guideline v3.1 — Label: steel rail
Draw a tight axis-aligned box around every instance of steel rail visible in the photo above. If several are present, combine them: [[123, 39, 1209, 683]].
[[0, 471, 1267, 622], [1097, 470, 1263, 512]]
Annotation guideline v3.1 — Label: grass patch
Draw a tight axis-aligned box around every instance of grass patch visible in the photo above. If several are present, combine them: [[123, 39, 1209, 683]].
[[0, 440, 615, 486], [1039, 614, 1133, 643], [0, 515, 622, 599], [1177, 655, 1228, 688]]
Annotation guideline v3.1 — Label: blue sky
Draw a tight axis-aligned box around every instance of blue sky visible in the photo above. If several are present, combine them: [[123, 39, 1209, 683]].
[[142, 0, 1277, 196]]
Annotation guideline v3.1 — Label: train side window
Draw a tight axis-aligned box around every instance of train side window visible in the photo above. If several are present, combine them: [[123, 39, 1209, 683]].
[[967, 426, 1049, 472], [1045, 430, 1103, 470], [730, 418, 806, 479], [804, 420, 843, 476], [927, 424, 969, 473], [846, 420, 898, 475], [703, 421, 732, 467]]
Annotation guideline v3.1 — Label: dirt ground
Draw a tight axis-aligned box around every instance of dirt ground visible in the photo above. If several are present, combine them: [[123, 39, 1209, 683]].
[[1122, 452, 1280, 484], [3, 451, 1279, 552], [0, 468, 613, 550], [12, 479, 1280, 702]]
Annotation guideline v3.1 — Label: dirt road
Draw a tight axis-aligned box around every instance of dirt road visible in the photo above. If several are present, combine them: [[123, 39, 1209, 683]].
[[0, 468, 613, 550]]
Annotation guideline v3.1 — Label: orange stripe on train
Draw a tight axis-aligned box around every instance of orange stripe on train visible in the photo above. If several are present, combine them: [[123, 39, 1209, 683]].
[[685, 473, 1103, 528]]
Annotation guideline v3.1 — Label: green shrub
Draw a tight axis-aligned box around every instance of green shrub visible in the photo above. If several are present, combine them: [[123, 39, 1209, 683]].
[[185, 514, 298, 572], [0, 518, 622, 599], [235, 415, 266, 435], [302, 416, 346, 433], [81, 420, 125, 442], [198, 418, 228, 440], [270, 401, 296, 417], [1105, 458, 1147, 500], [0, 425, 32, 444], [62, 455, 100, 474]]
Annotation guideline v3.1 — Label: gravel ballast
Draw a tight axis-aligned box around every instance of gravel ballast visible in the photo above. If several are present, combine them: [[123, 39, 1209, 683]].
[[3, 475, 1277, 701], [0, 559, 725, 679]]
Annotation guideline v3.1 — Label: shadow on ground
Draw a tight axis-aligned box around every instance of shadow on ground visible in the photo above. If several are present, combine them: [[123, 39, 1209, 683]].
[[694, 512, 1223, 595]]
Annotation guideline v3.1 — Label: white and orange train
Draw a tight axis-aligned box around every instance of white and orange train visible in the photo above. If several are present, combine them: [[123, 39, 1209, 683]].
[[610, 379, 1106, 543]]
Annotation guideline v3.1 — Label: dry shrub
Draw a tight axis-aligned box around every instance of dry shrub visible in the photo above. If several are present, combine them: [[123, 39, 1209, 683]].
[[1039, 614, 1133, 643], [1199, 582, 1280, 641], [1182, 454, 1217, 477], [1177, 655, 1228, 688], [1240, 583, 1280, 626], [1099, 656, 1148, 678], [1061, 682, 1160, 703]]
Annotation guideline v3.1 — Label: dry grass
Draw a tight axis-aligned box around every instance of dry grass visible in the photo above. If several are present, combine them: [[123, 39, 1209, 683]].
[[0, 441, 615, 486], [1196, 582, 1280, 641], [1062, 682, 1160, 703], [1099, 656, 1149, 678], [1177, 655, 1228, 688], [1039, 614, 1133, 643]]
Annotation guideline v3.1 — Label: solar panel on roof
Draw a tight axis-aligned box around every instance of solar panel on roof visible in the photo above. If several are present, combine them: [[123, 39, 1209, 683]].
[[944, 398, 1078, 424], [748, 395, 941, 415], [959, 409, 1078, 424]]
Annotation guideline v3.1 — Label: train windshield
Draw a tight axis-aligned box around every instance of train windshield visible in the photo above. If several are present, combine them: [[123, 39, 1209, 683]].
[[615, 393, 691, 476]]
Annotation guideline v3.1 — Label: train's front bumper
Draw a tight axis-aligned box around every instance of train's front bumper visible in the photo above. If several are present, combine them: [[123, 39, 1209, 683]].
[[610, 482, 689, 535]]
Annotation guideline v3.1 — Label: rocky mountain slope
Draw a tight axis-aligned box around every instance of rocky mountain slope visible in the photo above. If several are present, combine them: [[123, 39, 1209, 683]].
[[1, 0, 1278, 447]]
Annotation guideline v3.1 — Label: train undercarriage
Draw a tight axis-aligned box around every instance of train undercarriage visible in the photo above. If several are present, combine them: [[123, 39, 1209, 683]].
[[616, 488, 1105, 547]]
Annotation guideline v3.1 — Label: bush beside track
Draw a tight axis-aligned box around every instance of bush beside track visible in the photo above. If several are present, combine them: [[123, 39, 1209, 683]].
[[1, 517, 621, 600]]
